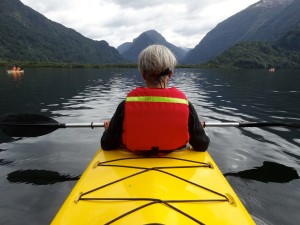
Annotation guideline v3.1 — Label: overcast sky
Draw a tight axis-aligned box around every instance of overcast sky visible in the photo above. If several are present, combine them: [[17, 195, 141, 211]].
[[20, 0, 258, 49]]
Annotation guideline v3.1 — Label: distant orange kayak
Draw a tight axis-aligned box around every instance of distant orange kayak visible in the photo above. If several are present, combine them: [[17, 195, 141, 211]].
[[7, 70, 24, 74]]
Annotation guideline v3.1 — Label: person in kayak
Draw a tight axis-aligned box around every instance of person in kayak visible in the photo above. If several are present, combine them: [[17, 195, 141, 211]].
[[101, 44, 210, 153]]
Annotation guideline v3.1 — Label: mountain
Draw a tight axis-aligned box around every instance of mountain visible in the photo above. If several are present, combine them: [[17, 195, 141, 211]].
[[202, 41, 300, 69], [276, 28, 300, 51], [0, 0, 125, 64], [117, 42, 133, 54], [118, 30, 187, 63], [185, 0, 300, 64], [179, 47, 192, 54]]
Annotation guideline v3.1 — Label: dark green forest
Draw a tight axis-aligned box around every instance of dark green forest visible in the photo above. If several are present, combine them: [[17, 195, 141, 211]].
[[0, 0, 126, 66], [202, 29, 300, 69]]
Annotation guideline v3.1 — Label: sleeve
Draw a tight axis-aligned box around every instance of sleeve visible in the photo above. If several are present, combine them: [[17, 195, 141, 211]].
[[100, 100, 125, 150], [188, 101, 210, 151]]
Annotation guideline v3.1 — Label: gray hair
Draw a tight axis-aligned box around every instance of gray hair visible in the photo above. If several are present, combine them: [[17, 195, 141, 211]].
[[137, 45, 177, 78]]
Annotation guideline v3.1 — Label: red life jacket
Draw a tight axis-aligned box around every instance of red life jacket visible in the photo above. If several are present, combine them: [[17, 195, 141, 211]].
[[122, 87, 189, 151]]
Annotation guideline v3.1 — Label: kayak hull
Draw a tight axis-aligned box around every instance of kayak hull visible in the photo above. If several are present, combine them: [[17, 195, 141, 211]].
[[51, 149, 255, 224]]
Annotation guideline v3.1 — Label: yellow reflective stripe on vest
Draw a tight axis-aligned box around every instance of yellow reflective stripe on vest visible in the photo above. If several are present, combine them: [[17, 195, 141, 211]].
[[126, 96, 188, 105]]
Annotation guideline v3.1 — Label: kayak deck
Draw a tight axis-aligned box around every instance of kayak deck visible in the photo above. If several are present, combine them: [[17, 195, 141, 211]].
[[51, 149, 255, 224]]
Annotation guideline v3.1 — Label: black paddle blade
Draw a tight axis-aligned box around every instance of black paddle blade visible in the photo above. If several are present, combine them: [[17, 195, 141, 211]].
[[0, 113, 62, 137]]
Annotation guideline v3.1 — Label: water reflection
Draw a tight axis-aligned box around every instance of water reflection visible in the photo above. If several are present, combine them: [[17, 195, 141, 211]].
[[7, 169, 80, 185], [183, 69, 300, 125], [224, 161, 299, 183], [0, 67, 300, 225], [8, 72, 23, 82], [0, 159, 14, 166], [283, 150, 300, 164]]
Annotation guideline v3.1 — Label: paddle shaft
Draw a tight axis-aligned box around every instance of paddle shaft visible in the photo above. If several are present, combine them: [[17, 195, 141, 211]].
[[204, 122, 298, 128], [1, 122, 298, 129], [1, 112, 299, 137], [58, 122, 299, 128], [4, 122, 296, 128], [64, 123, 104, 128]]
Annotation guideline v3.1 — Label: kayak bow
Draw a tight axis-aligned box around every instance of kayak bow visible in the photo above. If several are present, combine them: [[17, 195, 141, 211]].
[[51, 148, 255, 225]]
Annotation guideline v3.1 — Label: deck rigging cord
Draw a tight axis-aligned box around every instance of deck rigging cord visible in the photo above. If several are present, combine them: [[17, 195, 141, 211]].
[[77, 156, 231, 225]]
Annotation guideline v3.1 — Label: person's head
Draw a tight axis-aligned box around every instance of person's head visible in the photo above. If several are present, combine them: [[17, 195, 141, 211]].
[[138, 45, 177, 87]]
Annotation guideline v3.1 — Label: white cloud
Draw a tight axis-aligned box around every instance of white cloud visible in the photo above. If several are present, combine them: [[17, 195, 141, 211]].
[[20, 0, 258, 48]]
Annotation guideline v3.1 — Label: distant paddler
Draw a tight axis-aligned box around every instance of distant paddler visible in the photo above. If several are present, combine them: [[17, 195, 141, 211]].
[[7, 65, 24, 74], [268, 67, 276, 72]]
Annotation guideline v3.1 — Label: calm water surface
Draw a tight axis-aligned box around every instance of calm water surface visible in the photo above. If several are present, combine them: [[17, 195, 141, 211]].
[[0, 68, 299, 225]]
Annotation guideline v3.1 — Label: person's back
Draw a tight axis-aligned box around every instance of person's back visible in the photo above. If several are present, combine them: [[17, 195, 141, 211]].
[[101, 44, 210, 152]]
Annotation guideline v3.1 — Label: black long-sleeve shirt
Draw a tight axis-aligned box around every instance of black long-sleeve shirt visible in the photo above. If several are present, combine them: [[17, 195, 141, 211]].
[[101, 100, 210, 151]]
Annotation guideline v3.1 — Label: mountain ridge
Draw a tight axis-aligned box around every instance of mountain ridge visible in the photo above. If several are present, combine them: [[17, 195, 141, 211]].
[[184, 0, 300, 64], [2, 0, 300, 67], [118, 30, 188, 63], [0, 0, 125, 64]]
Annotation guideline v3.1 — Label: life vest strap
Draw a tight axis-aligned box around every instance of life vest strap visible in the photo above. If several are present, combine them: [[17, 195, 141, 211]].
[[126, 96, 188, 105]]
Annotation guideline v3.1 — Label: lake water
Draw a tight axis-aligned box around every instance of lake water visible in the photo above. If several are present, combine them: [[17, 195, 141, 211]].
[[0, 67, 299, 225]]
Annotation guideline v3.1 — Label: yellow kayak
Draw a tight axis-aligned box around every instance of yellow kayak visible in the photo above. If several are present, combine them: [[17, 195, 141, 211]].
[[51, 149, 255, 224]]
